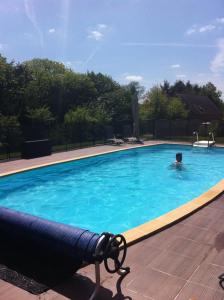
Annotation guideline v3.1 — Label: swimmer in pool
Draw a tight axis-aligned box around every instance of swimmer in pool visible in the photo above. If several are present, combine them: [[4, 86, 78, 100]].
[[169, 152, 184, 170], [175, 152, 182, 165]]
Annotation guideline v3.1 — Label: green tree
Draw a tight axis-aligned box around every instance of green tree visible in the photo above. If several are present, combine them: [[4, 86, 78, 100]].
[[0, 114, 21, 151], [62, 71, 97, 111], [140, 86, 188, 120], [24, 58, 67, 78], [87, 71, 119, 96], [24, 106, 54, 140], [64, 107, 94, 125], [167, 97, 188, 119], [0, 55, 32, 116], [96, 88, 132, 122], [140, 86, 167, 119], [160, 80, 171, 96], [23, 59, 66, 114], [126, 81, 144, 138], [64, 107, 95, 143], [201, 82, 223, 111], [26, 105, 54, 125]]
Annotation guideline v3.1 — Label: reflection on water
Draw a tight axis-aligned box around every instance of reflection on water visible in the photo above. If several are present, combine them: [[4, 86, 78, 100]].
[[169, 163, 186, 171], [168, 163, 188, 180]]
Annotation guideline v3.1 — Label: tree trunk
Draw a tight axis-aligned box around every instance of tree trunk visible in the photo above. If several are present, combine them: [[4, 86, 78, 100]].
[[132, 93, 140, 139]]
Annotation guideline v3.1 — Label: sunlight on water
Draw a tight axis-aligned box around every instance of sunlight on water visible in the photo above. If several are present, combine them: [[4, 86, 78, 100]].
[[0, 144, 224, 233]]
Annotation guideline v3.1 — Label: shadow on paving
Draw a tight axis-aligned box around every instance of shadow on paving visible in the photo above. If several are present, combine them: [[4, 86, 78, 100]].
[[0, 243, 132, 299], [53, 272, 133, 300]]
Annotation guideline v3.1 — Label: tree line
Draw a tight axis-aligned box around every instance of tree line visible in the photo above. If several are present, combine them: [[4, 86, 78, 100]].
[[0, 54, 138, 149], [0, 53, 223, 151], [140, 80, 223, 120], [0, 55, 135, 127]]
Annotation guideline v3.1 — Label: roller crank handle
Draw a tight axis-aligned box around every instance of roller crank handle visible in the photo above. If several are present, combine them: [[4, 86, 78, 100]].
[[104, 234, 127, 274]]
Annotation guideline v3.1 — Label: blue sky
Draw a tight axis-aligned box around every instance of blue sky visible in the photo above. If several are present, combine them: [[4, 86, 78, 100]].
[[0, 0, 224, 94]]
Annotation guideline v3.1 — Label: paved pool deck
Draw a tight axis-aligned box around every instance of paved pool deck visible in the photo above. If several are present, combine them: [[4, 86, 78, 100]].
[[0, 142, 224, 299], [0, 140, 165, 176]]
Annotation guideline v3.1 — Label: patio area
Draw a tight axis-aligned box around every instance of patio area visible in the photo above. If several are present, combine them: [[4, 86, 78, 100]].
[[0, 143, 224, 299], [0, 141, 165, 176]]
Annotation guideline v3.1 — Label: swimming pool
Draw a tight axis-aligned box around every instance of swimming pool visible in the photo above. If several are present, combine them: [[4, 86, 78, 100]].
[[0, 144, 224, 233]]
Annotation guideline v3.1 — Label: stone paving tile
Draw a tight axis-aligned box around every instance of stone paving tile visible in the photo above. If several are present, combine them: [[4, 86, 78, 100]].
[[127, 267, 186, 300], [142, 228, 178, 250], [149, 250, 199, 280], [181, 205, 224, 227], [209, 195, 224, 211], [123, 288, 154, 300], [126, 242, 163, 265], [173, 223, 217, 245], [208, 213, 224, 233], [190, 263, 224, 292], [0, 280, 37, 300], [167, 236, 211, 262], [193, 205, 222, 217], [175, 282, 224, 300], [39, 290, 68, 300], [181, 212, 218, 230], [205, 248, 224, 267], [123, 245, 164, 284]]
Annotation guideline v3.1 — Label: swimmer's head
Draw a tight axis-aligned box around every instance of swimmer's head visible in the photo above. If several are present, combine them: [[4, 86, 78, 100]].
[[176, 152, 182, 163]]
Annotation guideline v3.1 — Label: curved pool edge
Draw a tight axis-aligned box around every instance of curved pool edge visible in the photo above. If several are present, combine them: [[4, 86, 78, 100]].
[[123, 179, 224, 246], [1, 141, 223, 247], [0, 142, 165, 178]]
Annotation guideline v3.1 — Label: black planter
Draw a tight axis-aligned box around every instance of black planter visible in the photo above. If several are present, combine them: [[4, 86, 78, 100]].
[[22, 139, 52, 159]]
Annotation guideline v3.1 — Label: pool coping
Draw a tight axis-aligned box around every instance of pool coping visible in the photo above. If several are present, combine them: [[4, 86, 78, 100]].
[[123, 179, 224, 245], [0, 142, 165, 177], [1, 142, 223, 246]]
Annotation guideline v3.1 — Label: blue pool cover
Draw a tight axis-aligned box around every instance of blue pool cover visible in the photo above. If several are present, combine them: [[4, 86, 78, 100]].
[[0, 207, 100, 268]]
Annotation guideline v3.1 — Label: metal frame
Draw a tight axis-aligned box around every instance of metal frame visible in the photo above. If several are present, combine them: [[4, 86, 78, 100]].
[[219, 273, 224, 290], [89, 235, 106, 300], [88, 234, 130, 300]]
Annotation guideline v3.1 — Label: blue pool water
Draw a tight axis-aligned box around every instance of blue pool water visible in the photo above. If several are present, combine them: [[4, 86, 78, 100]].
[[0, 144, 224, 233]]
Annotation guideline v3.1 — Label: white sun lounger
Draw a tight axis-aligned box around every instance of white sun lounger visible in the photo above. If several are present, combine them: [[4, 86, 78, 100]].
[[193, 140, 215, 147], [106, 137, 124, 145]]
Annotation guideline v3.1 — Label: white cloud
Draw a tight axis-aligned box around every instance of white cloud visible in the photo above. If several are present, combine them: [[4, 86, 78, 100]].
[[186, 26, 197, 35], [186, 24, 216, 35], [48, 28, 56, 34], [87, 23, 109, 41], [216, 17, 224, 24], [186, 17, 224, 35], [171, 64, 180, 69], [125, 75, 143, 82], [199, 24, 216, 33], [88, 30, 103, 41], [176, 74, 186, 79], [61, 60, 83, 69], [97, 24, 107, 30], [0, 43, 8, 50], [210, 38, 224, 73]]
